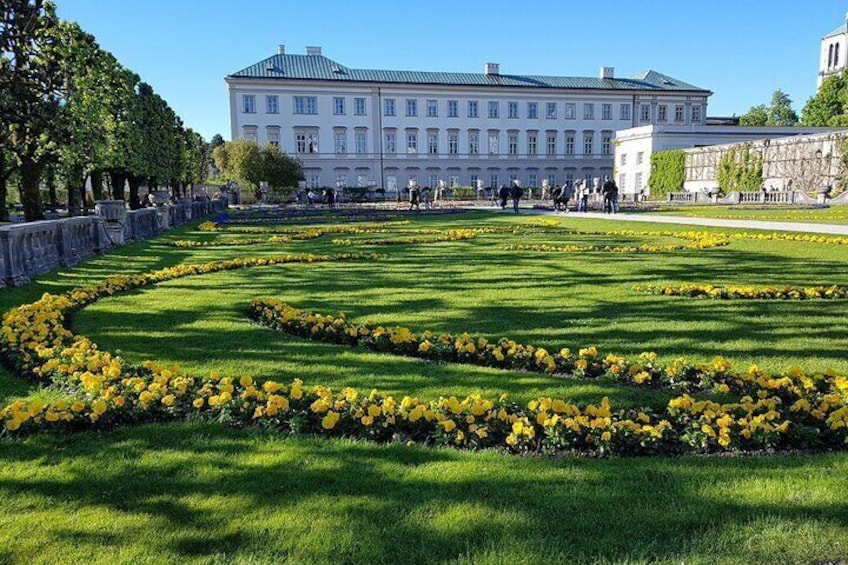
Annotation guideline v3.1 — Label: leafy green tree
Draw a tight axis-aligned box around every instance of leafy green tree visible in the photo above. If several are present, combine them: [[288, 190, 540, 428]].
[[802, 71, 848, 126], [261, 144, 303, 198], [0, 0, 68, 221], [213, 138, 263, 196], [739, 105, 768, 126], [740, 90, 798, 126]]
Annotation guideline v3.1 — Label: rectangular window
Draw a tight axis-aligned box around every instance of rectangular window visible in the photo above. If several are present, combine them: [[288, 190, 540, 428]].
[[448, 100, 458, 118], [334, 133, 346, 154], [657, 105, 667, 122], [268, 130, 280, 147], [675, 105, 685, 122], [602, 133, 612, 155], [468, 132, 479, 154], [307, 174, 319, 189], [565, 172, 574, 184], [427, 132, 438, 154], [384, 98, 396, 116], [635, 172, 643, 191], [636, 151, 644, 165], [266, 95, 279, 114], [565, 133, 574, 155], [426, 99, 438, 117], [406, 132, 418, 153], [385, 132, 396, 153], [621, 153, 627, 166], [468, 100, 479, 118], [427, 174, 439, 188], [528, 173, 537, 187], [508, 101, 519, 119], [294, 96, 317, 114], [691, 105, 702, 123], [564, 103, 576, 119], [583, 132, 593, 155], [488, 101, 499, 119], [619, 173, 627, 191], [527, 102, 538, 119], [470, 173, 479, 186], [406, 99, 417, 117], [546, 102, 557, 119], [450, 175, 460, 187], [243, 128, 257, 142], [333, 97, 345, 115], [242, 94, 256, 113], [355, 132, 367, 154], [336, 175, 347, 188], [448, 133, 458, 155], [508, 133, 518, 155], [295, 133, 307, 153], [583, 103, 594, 120], [489, 173, 498, 188], [528, 133, 537, 155], [602, 103, 612, 120], [354, 97, 366, 115], [640, 104, 651, 122], [546, 133, 556, 156], [621, 104, 631, 121], [547, 173, 556, 186], [488, 132, 498, 154]]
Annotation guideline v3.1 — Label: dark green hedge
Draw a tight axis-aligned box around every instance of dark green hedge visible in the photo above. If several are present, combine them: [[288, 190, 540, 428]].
[[648, 150, 686, 200]]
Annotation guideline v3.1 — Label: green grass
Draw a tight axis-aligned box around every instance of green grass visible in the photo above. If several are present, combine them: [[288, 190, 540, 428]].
[[1, 211, 848, 563], [630, 203, 848, 224]]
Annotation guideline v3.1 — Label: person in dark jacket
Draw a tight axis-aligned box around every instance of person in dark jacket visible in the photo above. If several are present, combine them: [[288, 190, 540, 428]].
[[602, 177, 614, 214], [510, 180, 524, 213], [498, 184, 510, 209]]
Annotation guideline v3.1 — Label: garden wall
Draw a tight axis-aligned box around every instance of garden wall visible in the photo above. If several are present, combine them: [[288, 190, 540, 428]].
[[683, 131, 847, 193], [0, 197, 227, 287]]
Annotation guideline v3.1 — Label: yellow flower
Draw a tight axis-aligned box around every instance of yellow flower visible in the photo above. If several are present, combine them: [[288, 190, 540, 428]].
[[192, 398, 204, 408], [440, 419, 456, 432], [239, 375, 254, 388], [91, 399, 108, 415], [321, 411, 340, 430], [161, 394, 176, 407]]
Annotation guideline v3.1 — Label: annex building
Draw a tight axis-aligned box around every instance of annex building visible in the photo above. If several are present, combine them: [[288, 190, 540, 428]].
[[226, 45, 711, 192]]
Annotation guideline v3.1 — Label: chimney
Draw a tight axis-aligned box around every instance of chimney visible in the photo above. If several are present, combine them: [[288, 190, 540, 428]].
[[600, 66, 615, 80], [306, 46, 322, 56], [485, 62, 500, 76], [277, 44, 285, 55]]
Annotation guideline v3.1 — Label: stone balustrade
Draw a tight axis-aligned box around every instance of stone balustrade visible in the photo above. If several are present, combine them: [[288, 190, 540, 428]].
[[0, 197, 228, 287]]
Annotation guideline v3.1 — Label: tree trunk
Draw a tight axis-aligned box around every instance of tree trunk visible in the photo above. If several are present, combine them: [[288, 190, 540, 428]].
[[20, 161, 45, 222], [0, 152, 9, 223], [109, 170, 127, 200], [90, 170, 104, 201], [128, 176, 143, 209], [66, 165, 84, 216], [45, 167, 58, 210]]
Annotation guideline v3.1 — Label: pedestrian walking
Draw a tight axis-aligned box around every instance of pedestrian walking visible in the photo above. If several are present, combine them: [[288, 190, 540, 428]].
[[498, 184, 510, 209], [409, 183, 421, 211], [510, 180, 524, 213]]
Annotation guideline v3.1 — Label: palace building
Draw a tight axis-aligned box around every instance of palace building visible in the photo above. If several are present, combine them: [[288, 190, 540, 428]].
[[226, 45, 711, 192]]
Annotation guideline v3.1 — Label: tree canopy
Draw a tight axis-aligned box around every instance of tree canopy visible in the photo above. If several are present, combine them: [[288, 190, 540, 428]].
[[739, 90, 798, 126], [801, 71, 848, 126], [213, 139, 303, 200], [0, 0, 208, 220]]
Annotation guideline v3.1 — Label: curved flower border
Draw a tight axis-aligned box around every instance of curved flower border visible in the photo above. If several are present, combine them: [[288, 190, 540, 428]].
[[633, 283, 848, 300]]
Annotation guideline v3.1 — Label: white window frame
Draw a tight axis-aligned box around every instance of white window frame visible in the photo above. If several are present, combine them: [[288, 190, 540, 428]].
[[242, 94, 256, 114], [527, 102, 538, 119], [406, 99, 418, 117], [334, 132, 347, 154], [355, 132, 367, 154], [583, 103, 594, 120], [508, 101, 519, 119], [384, 98, 396, 116], [333, 97, 345, 115], [447, 100, 458, 118], [354, 97, 367, 116], [546, 102, 557, 119], [426, 99, 438, 117], [266, 95, 279, 114], [488, 101, 499, 119], [564, 103, 576, 120], [468, 100, 479, 118], [602, 103, 612, 120]]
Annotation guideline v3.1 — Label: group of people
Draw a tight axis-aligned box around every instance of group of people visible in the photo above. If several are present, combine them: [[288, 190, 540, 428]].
[[407, 184, 433, 211], [488, 177, 620, 214], [497, 182, 525, 213], [305, 188, 336, 209]]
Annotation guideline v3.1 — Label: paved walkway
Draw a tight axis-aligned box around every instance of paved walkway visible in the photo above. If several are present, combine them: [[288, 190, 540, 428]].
[[463, 205, 848, 235]]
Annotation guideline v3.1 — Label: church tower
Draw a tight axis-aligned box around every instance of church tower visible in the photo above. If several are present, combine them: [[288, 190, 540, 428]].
[[819, 12, 848, 88]]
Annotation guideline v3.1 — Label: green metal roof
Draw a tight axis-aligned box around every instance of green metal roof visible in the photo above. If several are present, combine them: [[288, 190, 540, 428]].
[[227, 54, 710, 93]]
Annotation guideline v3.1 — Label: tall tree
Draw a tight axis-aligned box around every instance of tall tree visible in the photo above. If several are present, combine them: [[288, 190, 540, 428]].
[[739, 90, 798, 126], [212, 138, 263, 197], [0, 0, 68, 221], [802, 71, 848, 126]]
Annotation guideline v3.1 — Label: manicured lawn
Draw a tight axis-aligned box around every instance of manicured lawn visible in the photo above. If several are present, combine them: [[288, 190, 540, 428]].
[[1, 210, 848, 563], [628, 203, 848, 224]]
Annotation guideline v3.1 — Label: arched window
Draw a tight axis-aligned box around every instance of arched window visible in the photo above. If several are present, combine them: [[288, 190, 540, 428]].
[[836, 43, 841, 67], [829, 44, 835, 67]]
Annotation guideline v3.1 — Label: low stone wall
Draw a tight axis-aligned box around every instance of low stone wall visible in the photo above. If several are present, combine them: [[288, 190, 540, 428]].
[[0, 197, 227, 287]]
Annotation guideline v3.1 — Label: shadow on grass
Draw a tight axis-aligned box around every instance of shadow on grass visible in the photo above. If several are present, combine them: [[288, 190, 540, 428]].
[[0, 423, 845, 563]]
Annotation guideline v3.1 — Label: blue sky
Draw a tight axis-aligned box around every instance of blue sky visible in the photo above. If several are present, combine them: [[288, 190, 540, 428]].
[[56, 0, 848, 141]]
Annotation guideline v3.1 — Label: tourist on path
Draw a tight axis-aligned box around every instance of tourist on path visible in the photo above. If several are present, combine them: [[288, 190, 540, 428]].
[[409, 183, 421, 211], [498, 184, 510, 209], [576, 180, 589, 212], [560, 180, 574, 213], [510, 180, 524, 213]]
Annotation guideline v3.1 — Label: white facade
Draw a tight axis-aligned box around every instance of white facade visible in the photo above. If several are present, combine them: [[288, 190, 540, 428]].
[[226, 46, 711, 191], [819, 14, 848, 88], [614, 125, 842, 194]]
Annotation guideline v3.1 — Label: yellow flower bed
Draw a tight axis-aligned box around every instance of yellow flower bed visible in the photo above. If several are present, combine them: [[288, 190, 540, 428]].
[[331, 229, 477, 246], [634, 283, 848, 300], [1, 238, 847, 455], [502, 230, 730, 254]]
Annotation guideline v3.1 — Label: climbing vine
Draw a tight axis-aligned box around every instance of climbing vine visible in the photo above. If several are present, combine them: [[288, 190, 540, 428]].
[[648, 150, 686, 200], [716, 144, 763, 193]]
